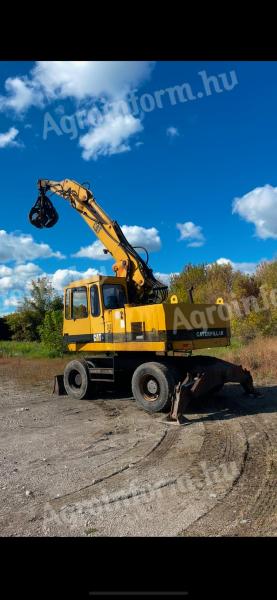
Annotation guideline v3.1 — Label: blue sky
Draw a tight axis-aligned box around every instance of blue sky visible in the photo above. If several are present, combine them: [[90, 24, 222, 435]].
[[1, 61, 277, 314]]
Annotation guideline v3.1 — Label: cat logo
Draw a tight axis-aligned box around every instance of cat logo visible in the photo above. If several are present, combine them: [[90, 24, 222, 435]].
[[93, 333, 103, 342]]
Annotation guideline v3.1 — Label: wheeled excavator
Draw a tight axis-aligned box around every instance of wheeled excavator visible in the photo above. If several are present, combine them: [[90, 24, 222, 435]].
[[29, 178, 258, 422]]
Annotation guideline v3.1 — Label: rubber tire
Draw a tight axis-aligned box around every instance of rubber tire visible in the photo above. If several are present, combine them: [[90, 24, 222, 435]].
[[131, 361, 176, 413], [64, 359, 91, 400]]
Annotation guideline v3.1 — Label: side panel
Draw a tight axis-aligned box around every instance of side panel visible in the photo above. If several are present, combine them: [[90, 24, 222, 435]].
[[65, 299, 230, 353], [163, 302, 230, 350]]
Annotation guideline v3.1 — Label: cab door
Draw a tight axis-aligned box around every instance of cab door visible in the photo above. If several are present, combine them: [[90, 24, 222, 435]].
[[102, 282, 127, 344], [89, 283, 105, 343], [64, 286, 91, 343]]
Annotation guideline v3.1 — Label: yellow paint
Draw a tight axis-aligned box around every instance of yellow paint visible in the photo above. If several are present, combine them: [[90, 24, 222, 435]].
[[63, 275, 231, 354]]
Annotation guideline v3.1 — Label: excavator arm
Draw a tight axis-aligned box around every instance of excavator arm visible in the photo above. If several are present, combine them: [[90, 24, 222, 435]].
[[29, 178, 168, 305]]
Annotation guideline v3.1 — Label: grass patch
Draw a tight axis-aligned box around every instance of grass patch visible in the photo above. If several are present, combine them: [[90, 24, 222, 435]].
[[1, 337, 277, 387], [0, 341, 62, 359], [195, 337, 243, 358], [196, 336, 277, 383]]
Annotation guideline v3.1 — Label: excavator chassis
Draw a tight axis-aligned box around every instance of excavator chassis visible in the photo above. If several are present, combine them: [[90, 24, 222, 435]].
[[53, 354, 259, 423]]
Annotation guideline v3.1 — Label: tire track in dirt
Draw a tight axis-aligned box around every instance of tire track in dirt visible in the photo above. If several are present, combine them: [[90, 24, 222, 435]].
[[181, 391, 277, 536], [48, 425, 170, 510], [50, 398, 246, 536]]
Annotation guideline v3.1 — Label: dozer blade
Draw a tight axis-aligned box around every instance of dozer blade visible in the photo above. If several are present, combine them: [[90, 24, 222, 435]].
[[168, 357, 261, 424]]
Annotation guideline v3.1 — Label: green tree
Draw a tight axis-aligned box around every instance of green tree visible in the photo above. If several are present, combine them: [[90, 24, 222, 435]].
[[39, 310, 64, 356], [6, 277, 63, 342], [170, 263, 207, 303]]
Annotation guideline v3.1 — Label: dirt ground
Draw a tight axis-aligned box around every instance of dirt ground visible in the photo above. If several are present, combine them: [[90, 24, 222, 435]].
[[0, 358, 276, 537]]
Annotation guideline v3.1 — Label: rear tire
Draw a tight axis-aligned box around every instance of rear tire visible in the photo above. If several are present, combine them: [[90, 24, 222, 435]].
[[64, 360, 91, 400], [131, 361, 176, 413]]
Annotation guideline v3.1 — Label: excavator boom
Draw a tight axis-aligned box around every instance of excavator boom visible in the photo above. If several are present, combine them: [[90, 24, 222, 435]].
[[29, 178, 167, 305]]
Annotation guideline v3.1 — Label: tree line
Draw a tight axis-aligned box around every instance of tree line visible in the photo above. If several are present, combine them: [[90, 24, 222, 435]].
[[1, 260, 277, 353], [169, 260, 277, 340]]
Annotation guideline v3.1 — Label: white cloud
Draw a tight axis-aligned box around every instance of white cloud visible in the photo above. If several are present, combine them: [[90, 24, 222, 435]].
[[0, 264, 106, 314], [166, 126, 179, 137], [79, 110, 143, 160], [154, 272, 179, 286], [0, 127, 21, 148], [73, 225, 161, 259], [0, 262, 42, 292], [73, 240, 111, 260], [49, 267, 101, 292], [0, 61, 155, 161], [0, 230, 65, 263], [3, 296, 20, 308], [215, 257, 258, 274], [121, 225, 161, 252], [232, 184, 277, 239], [32, 61, 154, 102], [0, 77, 43, 113], [176, 221, 205, 247]]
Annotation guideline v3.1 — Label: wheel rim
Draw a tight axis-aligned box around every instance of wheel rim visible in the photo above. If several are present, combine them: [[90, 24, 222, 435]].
[[140, 374, 160, 402], [68, 369, 82, 390]]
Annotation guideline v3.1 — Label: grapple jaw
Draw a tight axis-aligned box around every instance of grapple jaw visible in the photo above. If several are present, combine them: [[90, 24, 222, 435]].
[[168, 357, 261, 424], [29, 187, 59, 229]]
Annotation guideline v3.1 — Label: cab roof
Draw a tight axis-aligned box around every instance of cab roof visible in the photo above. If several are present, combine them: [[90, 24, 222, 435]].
[[64, 274, 127, 289]]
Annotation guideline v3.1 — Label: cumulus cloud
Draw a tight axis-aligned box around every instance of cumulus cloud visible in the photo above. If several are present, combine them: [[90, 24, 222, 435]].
[[0, 263, 108, 315], [0, 127, 21, 148], [0, 262, 42, 292], [49, 267, 101, 292], [0, 77, 43, 113], [79, 111, 142, 160], [232, 184, 277, 239], [176, 221, 205, 247], [0, 61, 155, 160], [32, 61, 154, 102], [166, 126, 179, 137], [73, 225, 161, 259], [121, 225, 161, 251], [0, 230, 65, 263], [3, 296, 20, 308], [215, 257, 259, 275], [73, 240, 111, 260]]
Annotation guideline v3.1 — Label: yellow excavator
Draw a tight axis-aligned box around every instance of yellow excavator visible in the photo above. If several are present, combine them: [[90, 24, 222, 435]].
[[29, 178, 258, 422]]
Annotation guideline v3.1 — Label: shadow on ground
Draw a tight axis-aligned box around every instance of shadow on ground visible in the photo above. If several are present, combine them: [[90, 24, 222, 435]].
[[80, 381, 277, 426], [180, 383, 277, 426]]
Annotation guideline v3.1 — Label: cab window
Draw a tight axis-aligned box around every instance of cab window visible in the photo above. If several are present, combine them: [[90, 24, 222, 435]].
[[65, 288, 71, 319], [102, 284, 127, 309], [91, 285, 100, 317], [72, 287, 88, 319]]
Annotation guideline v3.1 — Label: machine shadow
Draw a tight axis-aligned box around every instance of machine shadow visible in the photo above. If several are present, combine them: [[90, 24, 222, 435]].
[[90, 382, 277, 426], [180, 383, 277, 426]]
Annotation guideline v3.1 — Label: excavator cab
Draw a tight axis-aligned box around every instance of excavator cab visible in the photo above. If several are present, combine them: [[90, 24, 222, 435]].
[[63, 275, 129, 351]]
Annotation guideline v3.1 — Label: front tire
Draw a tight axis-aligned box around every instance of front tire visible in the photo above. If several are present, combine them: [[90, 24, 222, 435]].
[[131, 361, 176, 413], [64, 360, 91, 400]]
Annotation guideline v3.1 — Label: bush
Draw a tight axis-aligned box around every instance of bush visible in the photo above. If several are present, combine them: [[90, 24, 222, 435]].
[[6, 310, 41, 341], [39, 310, 64, 356]]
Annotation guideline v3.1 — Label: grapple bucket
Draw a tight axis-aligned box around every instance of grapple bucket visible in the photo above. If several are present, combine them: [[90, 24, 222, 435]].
[[168, 356, 260, 424]]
